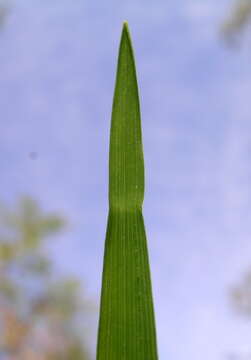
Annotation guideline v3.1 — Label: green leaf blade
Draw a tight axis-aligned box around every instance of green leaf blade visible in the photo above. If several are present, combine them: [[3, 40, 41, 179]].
[[97, 23, 158, 360], [109, 22, 144, 212]]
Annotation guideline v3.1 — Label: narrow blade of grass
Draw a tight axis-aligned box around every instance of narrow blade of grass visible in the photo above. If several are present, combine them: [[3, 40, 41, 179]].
[[97, 22, 158, 360]]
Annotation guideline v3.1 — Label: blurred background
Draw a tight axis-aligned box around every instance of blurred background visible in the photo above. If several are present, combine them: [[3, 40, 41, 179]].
[[1, 0, 251, 359]]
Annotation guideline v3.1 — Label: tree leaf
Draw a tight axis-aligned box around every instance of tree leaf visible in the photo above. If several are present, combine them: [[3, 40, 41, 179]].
[[97, 22, 158, 360]]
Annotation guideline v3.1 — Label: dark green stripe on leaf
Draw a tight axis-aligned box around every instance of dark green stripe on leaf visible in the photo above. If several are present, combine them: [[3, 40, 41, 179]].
[[97, 23, 158, 360]]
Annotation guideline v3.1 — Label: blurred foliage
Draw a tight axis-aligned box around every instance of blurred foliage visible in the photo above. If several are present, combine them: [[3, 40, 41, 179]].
[[0, 0, 9, 28], [222, 0, 251, 44], [231, 270, 251, 318], [0, 196, 92, 359], [227, 270, 251, 359]]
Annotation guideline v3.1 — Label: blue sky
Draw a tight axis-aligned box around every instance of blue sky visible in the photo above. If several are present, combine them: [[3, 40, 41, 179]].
[[1, 0, 251, 358]]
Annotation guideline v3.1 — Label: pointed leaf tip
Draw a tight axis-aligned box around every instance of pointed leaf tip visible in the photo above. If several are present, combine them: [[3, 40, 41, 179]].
[[109, 21, 144, 210], [121, 21, 131, 40], [122, 21, 129, 30]]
